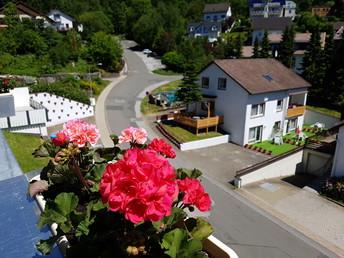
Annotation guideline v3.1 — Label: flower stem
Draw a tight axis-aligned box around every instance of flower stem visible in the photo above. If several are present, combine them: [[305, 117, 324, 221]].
[[71, 156, 91, 193]]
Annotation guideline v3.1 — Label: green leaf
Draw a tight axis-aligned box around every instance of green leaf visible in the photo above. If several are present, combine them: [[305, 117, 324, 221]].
[[186, 218, 213, 242], [36, 235, 60, 255], [161, 228, 187, 258], [180, 239, 203, 258], [176, 168, 202, 180], [55, 192, 79, 216], [75, 217, 95, 237], [92, 199, 107, 211], [37, 208, 67, 229], [152, 207, 186, 232], [33, 140, 59, 158]]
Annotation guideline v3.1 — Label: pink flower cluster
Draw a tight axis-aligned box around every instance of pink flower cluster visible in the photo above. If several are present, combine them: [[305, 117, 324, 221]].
[[177, 177, 212, 212], [118, 127, 147, 144], [53, 119, 100, 147], [100, 148, 178, 223], [148, 139, 176, 159]]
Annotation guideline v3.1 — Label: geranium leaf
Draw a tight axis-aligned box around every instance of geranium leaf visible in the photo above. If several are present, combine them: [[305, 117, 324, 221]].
[[37, 209, 67, 229], [92, 199, 107, 211], [36, 235, 60, 255], [75, 217, 95, 237], [28, 180, 48, 197], [33, 141, 59, 158], [152, 207, 186, 232], [161, 228, 187, 258], [188, 217, 213, 242], [55, 192, 79, 216], [180, 239, 203, 258]]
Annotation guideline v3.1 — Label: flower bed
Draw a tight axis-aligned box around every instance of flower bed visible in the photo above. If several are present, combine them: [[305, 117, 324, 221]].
[[320, 177, 344, 204]]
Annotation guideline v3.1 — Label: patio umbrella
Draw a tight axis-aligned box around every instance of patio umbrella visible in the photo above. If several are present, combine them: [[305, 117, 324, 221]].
[[295, 126, 300, 135]]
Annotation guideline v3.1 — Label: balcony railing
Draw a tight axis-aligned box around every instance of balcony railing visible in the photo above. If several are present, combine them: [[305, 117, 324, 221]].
[[286, 105, 306, 118], [174, 113, 224, 135]]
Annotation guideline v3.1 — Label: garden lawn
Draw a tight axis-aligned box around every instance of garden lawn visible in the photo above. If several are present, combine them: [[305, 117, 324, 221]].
[[163, 122, 222, 142], [251, 140, 299, 156], [153, 69, 182, 76], [3, 132, 51, 173]]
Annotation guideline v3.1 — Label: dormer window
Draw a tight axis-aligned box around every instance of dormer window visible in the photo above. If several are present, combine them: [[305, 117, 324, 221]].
[[190, 26, 195, 32]]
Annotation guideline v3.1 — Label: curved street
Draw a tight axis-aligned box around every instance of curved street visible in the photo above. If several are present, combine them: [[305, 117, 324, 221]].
[[96, 40, 340, 258]]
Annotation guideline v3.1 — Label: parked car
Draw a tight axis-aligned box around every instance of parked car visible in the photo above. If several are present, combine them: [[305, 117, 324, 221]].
[[143, 49, 152, 54], [148, 51, 157, 57]]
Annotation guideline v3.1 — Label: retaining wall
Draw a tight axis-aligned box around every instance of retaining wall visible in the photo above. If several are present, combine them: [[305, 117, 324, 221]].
[[304, 109, 340, 128], [180, 135, 229, 151]]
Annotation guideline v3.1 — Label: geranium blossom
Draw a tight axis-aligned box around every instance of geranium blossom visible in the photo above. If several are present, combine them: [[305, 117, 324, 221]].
[[118, 127, 147, 144], [177, 177, 212, 212], [62, 119, 100, 147], [52, 132, 69, 146], [100, 147, 178, 223], [148, 138, 176, 159]]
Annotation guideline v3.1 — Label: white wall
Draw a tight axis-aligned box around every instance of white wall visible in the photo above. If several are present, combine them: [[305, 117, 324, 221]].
[[235, 150, 303, 187], [47, 10, 74, 29], [302, 150, 331, 175], [10, 87, 30, 108], [180, 135, 229, 151], [203, 9, 231, 21], [198, 64, 248, 145], [304, 109, 340, 129], [331, 126, 344, 177]]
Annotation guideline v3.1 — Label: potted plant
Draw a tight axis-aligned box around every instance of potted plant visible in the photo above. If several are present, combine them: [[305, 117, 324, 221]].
[[29, 119, 236, 257]]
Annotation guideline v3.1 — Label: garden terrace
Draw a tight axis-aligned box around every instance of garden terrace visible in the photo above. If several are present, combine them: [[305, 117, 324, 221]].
[[173, 112, 224, 135]]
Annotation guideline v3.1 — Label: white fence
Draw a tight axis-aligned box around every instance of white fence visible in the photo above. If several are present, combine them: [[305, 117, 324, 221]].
[[180, 135, 229, 151]]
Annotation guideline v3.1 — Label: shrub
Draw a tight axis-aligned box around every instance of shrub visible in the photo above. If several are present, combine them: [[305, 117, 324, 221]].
[[321, 177, 344, 203], [161, 52, 186, 73]]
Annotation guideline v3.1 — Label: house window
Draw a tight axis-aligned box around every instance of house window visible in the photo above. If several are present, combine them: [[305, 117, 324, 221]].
[[287, 118, 297, 133], [249, 126, 263, 143], [53, 14, 60, 20], [206, 16, 210, 20], [213, 15, 218, 20], [202, 77, 209, 88], [251, 103, 265, 117], [190, 26, 195, 32], [276, 99, 283, 111], [217, 78, 226, 90], [211, 25, 217, 31]]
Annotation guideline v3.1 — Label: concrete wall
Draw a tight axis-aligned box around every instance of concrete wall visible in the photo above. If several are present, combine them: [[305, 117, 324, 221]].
[[302, 150, 331, 176], [304, 109, 340, 129], [10, 87, 30, 108], [331, 126, 344, 177], [180, 135, 229, 151], [235, 150, 303, 187]]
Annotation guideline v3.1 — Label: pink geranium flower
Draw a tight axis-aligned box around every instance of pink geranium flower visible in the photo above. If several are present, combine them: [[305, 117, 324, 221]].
[[118, 127, 147, 145], [100, 147, 178, 223], [52, 132, 69, 146], [62, 119, 100, 147], [148, 138, 176, 158]]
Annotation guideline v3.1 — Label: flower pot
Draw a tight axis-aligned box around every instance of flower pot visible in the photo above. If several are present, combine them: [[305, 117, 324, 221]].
[[203, 235, 238, 258]]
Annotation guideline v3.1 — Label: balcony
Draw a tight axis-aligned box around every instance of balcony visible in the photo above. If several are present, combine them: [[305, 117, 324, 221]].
[[174, 113, 224, 135], [286, 105, 306, 118]]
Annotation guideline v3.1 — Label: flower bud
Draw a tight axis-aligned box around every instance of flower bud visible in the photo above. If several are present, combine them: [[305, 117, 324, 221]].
[[131, 246, 139, 256], [126, 246, 133, 254]]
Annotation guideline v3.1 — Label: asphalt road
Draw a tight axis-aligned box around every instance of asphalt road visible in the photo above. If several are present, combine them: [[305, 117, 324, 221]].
[[104, 40, 339, 258]]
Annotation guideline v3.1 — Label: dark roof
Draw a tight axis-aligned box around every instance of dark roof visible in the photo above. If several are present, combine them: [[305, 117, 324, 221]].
[[334, 22, 344, 30], [210, 59, 311, 94], [249, 0, 285, 7], [0, 1, 44, 17], [187, 21, 221, 31], [251, 17, 292, 30], [203, 3, 231, 14]]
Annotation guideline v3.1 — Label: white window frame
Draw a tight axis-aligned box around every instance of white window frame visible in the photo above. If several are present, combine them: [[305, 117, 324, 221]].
[[248, 126, 263, 143], [217, 78, 227, 90], [251, 103, 265, 117]]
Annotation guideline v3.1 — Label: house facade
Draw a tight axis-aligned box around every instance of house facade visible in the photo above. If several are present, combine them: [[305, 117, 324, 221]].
[[195, 59, 311, 146], [251, 17, 292, 44], [0, 1, 53, 28], [311, 6, 331, 17], [187, 21, 221, 42], [249, 0, 296, 20], [203, 3, 231, 22], [47, 9, 75, 32], [331, 124, 344, 177]]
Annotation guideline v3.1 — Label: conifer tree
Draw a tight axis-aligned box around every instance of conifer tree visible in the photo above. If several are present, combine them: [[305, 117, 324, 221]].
[[259, 30, 270, 58], [278, 25, 295, 68], [175, 63, 203, 108], [253, 36, 260, 58]]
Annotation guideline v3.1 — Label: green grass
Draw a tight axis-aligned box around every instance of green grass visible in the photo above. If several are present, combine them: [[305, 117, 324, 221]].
[[163, 122, 222, 142], [307, 106, 341, 119], [141, 80, 182, 115], [152, 69, 182, 76], [250, 140, 299, 155], [3, 131, 51, 173]]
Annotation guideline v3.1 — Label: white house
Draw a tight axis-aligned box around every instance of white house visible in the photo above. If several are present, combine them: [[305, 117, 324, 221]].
[[47, 9, 75, 32], [195, 58, 311, 146], [203, 3, 231, 22], [249, 0, 296, 20], [187, 21, 221, 42], [331, 123, 344, 177]]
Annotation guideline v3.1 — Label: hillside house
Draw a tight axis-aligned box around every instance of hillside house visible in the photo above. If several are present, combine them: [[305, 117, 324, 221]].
[[331, 123, 344, 177], [47, 9, 75, 32], [187, 21, 221, 42], [0, 1, 53, 28], [251, 17, 292, 44], [203, 3, 231, 22], [249, 0, 296, 20], [311, 6, 331, 17], [194, 58, 311, 146]]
